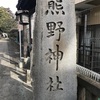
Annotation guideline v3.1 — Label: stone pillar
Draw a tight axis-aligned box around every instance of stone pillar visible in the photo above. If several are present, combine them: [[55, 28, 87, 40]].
[[32, 0, 77, 100], [23, 25, 28, 58]]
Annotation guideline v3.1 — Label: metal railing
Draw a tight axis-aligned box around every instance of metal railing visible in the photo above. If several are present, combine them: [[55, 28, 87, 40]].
[[77, 65, 100, 82], [77, 38, 100, 74]]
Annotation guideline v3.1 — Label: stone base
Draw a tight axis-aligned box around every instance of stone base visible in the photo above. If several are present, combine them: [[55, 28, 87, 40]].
[[23, 57, 30, 69], [19, 61, 23, 69], [24, 57, 29, 64], [26, 70, 31, 83]]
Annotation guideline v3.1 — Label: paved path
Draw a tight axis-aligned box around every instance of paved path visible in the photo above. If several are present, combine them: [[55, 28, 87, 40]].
[[0, 38, 33, 100]]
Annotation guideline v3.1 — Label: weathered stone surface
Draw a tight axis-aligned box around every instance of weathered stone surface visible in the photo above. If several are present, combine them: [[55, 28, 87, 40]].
[[32, 0, 77, 100]]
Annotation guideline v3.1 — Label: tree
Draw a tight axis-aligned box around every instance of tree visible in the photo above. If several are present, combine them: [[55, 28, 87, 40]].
[[0, 7, 17, 33]]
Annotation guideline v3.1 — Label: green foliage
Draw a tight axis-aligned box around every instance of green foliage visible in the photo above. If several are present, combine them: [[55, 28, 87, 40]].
[[0, 7, 17, 33]]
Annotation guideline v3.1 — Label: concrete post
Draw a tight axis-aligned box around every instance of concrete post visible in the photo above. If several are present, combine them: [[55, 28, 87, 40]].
[[32, 0, 77, 100]]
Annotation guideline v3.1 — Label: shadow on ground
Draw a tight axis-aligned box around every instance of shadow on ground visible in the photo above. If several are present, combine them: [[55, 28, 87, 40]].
[[0, 63, 33, 100], [0, 39, 33, 100]]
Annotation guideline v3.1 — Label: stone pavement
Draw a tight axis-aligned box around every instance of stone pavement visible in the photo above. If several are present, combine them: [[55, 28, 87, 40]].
[[0, 38, 33, 100]]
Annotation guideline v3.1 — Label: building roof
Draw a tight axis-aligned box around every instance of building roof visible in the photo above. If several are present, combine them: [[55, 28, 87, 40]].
[[75, 0, 100, 11], [16, 0, 36, 12]]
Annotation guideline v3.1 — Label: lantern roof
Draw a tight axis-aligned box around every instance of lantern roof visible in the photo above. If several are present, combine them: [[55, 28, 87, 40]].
[[16, 0, 36, 13]]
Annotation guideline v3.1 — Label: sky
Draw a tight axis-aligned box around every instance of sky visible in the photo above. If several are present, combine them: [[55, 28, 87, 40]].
[[0, 0, 18, 13]]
